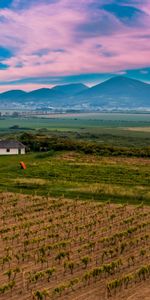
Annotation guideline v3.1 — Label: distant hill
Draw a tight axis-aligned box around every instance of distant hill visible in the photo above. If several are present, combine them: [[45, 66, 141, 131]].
[[0, 83, 89, 105], [0, 90, 27, 102], [51, 83, 89, 96], [26, 84, 89, 104], [76, 76, 150, 108], [26, 88, 64, 103], [0, 77, 149, 109]]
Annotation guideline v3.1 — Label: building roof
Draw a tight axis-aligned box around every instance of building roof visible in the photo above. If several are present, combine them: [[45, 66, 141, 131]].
[[0, 140, 25, 149]]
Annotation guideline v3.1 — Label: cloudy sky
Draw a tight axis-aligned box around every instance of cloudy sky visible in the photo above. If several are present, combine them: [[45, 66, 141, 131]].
[[0, 0, 150, 92]]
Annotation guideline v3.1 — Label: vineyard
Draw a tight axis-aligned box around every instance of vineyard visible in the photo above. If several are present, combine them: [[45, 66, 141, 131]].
[[0, 193, 150, 300]]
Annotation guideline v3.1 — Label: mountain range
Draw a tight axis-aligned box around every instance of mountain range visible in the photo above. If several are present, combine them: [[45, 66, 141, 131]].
[[0, 76, 150, 110]]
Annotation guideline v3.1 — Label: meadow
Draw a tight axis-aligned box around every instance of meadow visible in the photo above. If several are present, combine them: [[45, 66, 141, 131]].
[[0, 152, 150, 205], [0, 112, 150, 131], [0, 113, 150, 148], [0, 112, 149, 205]]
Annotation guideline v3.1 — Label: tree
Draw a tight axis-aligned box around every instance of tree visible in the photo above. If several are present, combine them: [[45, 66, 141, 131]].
[[81, 256, 90, 269], [140, 249, 146, 260], [43, 289, 50, 300], [82, 272, 91, 286], [45, 268, 56, 282], [68, 278, 79, 291], [8, 280, 16, 296], [34, 291, 44, 300], [4, 269, 12, 281], [68, 261, 74, 274]]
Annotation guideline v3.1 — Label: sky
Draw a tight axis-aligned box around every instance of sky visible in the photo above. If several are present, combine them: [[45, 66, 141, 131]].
[[0, 0, 150, 92]]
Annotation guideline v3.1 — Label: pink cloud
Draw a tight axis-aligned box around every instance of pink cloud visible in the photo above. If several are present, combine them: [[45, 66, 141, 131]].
[[0, 83, 54, 93], [0, 0, 149, 84]]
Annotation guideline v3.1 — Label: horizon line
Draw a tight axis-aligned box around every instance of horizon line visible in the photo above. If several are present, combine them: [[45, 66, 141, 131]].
[[0, 75, 150, 94]]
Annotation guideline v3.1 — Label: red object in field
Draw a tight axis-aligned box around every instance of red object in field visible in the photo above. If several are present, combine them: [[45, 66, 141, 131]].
[[20, 161, 27, 170]]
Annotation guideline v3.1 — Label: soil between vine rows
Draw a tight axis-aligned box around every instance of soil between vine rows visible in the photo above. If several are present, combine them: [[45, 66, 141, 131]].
[[0, 193, 150, 300]]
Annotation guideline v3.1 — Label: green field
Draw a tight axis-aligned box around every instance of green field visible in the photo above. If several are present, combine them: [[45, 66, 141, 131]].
[[0, 113, 150, 131], [0, 113, 150, 129], [0, 113, 150, 147], [0, 152, 150, 205], [0, 113, 150, 205]]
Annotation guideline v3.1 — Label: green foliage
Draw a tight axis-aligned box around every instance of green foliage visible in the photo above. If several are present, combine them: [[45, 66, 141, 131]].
[[0, 150, 150, 205], [81, 256, 91, 268], [107, 264, 150, 297], [35, 150, 55, 159], [19, 132, 150, 157], [0, 281, 15, 295]]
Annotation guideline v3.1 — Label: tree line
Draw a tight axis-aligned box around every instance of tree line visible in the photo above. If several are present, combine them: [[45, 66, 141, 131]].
[[19, 132, 150, 157]]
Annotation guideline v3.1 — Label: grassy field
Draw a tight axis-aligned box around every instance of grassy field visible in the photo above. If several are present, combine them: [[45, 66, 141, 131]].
[[0, 152, 150, 205], [0, 113, 150, 147], [0, 112, 150, 203], [0, 113, 150, 130]]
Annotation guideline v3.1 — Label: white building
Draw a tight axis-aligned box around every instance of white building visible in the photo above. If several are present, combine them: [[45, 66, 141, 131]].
[[0, 140, 25, 155]]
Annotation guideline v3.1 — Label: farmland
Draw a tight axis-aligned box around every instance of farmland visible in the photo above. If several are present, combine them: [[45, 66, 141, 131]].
[[0, 112, 150, 299], [0, 113, 150, 150], [0, 113, 150, 132], [0, 193, 150, 300], [0, 112, 150, 133]]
